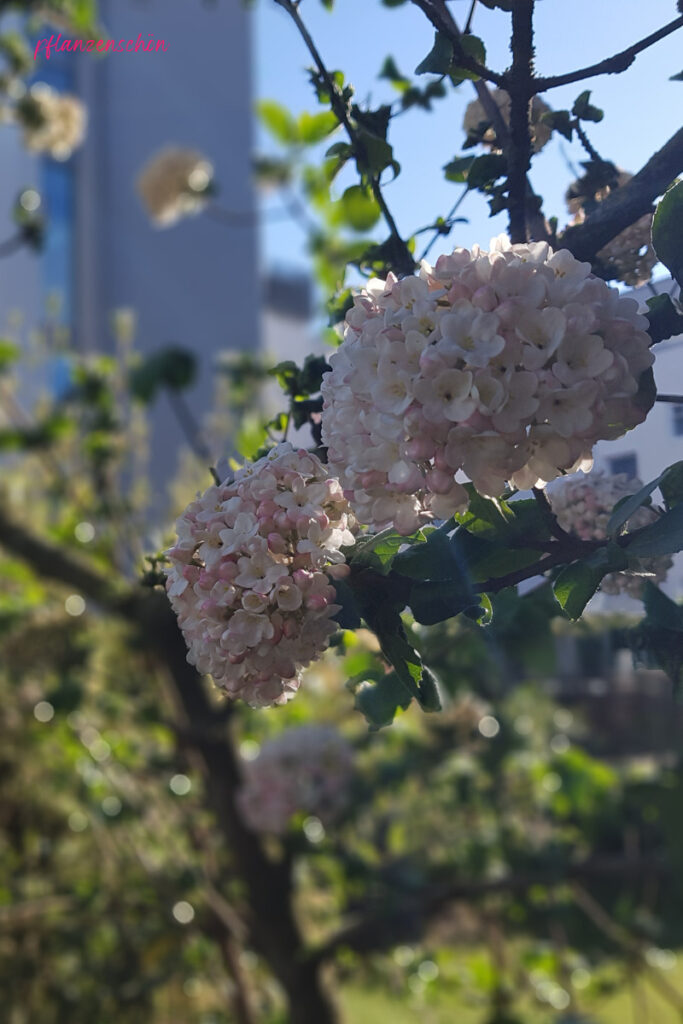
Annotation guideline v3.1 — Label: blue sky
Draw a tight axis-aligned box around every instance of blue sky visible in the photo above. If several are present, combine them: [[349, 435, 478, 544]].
[[254, 0, 682, 275]]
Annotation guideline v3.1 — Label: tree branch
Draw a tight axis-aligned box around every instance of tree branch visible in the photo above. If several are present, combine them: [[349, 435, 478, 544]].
[[535, 15, 683, 92], [274, 0, 414, 276], [560, 126, 683, 263], [312, 854, 669, 963], [507, 0, 535, 243], [409, 0, 505, 86]]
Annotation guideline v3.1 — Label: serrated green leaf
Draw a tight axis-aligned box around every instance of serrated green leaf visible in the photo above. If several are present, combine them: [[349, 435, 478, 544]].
[[540, 109, 573, 141], [626, 501, 683, 558], [415, 31, 453, 75], [466, 153, 508, 191], [607, 461, 683, 536], [392, 529, 461, 581], [646, 293, 683, 345], [408, 579, 478, 625], [444, 154, 475, 183], [652, 179, 683, 289], [257, 100, 299, 144], [553, 547, 628, 619], [353, 671, 412, 730], [572, 90, 604, 123], [332, 578, 363, 629], [0, 338, 20, 373], [340, 185, 381, 231], [379, 55, 411, 92], [298, 110, 339, 144]]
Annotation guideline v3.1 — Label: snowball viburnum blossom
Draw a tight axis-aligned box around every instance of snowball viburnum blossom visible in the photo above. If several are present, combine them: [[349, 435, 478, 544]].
[[321, 238, 654, 534], [137, 147, 213, 227], [166, 444, 356, 707], [463, 89, 552, 153], [19, 83, 86, 160], [237, 726, 354, 835], [549, 472, 672, 597]]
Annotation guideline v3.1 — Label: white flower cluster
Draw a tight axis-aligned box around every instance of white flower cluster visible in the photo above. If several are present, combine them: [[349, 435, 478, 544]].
[[20, 83, 86, 160], [166, 444, 355, 707], [137, 146, 213, 227], [567, 170, 656, 288], [549, 471, 672, 597], [463, 89, 552, 153], [237, 725, 354, 835], [321, 238, 654, 534]]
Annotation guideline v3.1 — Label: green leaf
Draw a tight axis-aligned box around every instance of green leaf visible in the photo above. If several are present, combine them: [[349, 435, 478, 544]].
[[331, 578, 363, 629], [572, 90, 604, 122], [642, 581, 683, 631], [660, 462, 683, 510], [553, 547, 628, 619], [379, 55, 411, 92], [417, 667, 442, 711], [652, 179, 683, 289], [607, 461, 683, 537], [353, 671, 412, 730], [392, 529, 462, 581], [646, 293, 683, 345], [351, 527, 425, 575], [0, 338, 20, 374], [444, 154, 475, 183], [466, 153, 508, 191], [298, 110, 339, 144], [407, 579, 478, 625], [450, 34, 486, 82], [257, 100, 299, 144], [415, 31, 453, 75], [340, 185, 381, 231], [626, 501, 683, 558], [540, 109, 573, 141], [356, 129, 396, 179]]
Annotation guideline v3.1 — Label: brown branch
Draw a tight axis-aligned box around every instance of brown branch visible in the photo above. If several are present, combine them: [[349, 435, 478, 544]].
[[274, 0, 414, 277], [560, 126, 683, 263], [535, 15, 683, 92], [507, 0, 535, 243]]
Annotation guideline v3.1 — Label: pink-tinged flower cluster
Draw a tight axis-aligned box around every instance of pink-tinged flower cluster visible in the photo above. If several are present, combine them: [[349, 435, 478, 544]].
[[166, 444, 356, 707], [549, 472, 672, 597], [237, 726, 354, 835], [321, 237, 654, 534]]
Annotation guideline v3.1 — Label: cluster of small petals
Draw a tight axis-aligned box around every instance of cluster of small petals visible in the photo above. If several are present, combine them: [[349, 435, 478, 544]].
[[549, 471, 672, 597], [137, 146, 213, 227], [166, 444, 356, 707], [463, 89, 552, 153], [237, 726, 354, 835], [19, 83, 86, 160], [321, 237, 654, 533], [566, 170, 656, 287]]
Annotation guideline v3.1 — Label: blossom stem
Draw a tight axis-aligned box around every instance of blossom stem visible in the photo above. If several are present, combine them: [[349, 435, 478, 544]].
[[535, 15, 683, 92], [418, 186, 468, 261], [656, 395, 683, 404]]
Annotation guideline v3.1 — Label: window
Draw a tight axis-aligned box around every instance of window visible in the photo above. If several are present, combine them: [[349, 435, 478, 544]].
[[673, 405, 683, 437], [608, 453, 637, 479]]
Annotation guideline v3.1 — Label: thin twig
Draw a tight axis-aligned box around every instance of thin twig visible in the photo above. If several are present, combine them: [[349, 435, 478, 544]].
[[463, 0, 477, 34], [418, 186, 468, 261], [575, 121, 603, 164], [655, 395, 683, 404], [274, 0, 414, 276], [535, 15, 683, 92]]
